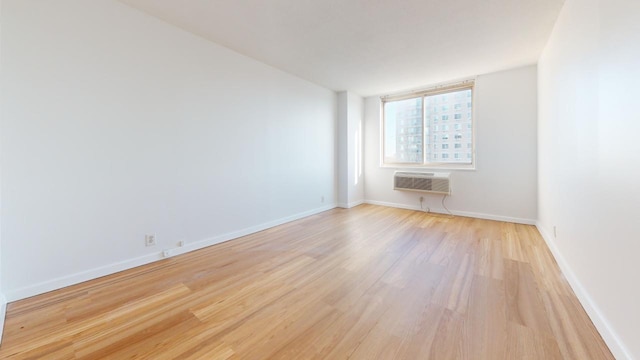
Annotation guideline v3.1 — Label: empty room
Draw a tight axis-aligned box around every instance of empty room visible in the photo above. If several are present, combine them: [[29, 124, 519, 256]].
[[0, 0, 638, 359]]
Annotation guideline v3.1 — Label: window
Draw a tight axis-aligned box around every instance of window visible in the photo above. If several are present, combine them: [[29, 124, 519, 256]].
[[382, 83, 474, 166], [454, 143, 462, 149], [382, 97, 423, 163]]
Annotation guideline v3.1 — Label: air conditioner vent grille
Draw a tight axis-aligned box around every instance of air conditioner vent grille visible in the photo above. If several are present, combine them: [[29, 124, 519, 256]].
[[393, 172, 451, 195]]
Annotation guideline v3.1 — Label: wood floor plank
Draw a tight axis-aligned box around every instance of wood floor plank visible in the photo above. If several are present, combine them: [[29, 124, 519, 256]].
[[502, 223, 528, 262], [504, 259, 554, 336], [505, 322, 563, 360], [431, 252, 475, 315], [428, 309, 465, 359], [0, 205, 614, 359], [475, 237, 504, 280], [542, 289, 613, 360], [351, 263, 446, 358], [464, 275, 508, 360]]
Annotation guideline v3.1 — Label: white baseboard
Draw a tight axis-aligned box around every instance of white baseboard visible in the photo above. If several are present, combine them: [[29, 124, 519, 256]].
[[337, 200, 365, 209], [536, 222, 632, 360], [364, 200, 536, 225], [5, 204, 337, 302], [0, 293, 7, 344]]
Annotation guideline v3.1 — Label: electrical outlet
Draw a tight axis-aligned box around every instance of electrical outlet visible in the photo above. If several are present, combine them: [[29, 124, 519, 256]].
[[553, 226, 557, 238], [178, 240, 185, 247], [162, 249, 171, 258], [419, 196, 424, 202], [145, 234, 156, 247]]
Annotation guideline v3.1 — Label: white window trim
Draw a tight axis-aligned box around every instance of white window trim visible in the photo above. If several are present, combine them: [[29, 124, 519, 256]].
[[379, 79, 477, 171]]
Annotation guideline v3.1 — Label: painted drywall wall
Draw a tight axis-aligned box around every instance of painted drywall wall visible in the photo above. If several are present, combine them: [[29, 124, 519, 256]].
[[363, 66, 538, 224], [0, 0, 337, 301], [337, 92, 349, 206], [0, 0, 5, 343], [337, 91, 364, 208], [538, 0, 640, 358], [347, 92, 364, 206]]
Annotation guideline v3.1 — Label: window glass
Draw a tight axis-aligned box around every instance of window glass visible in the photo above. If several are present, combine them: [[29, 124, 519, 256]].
[[382, 85, 473, 166]]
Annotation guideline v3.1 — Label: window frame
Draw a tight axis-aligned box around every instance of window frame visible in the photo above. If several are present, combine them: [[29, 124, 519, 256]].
[[379, 80, 476, 170]]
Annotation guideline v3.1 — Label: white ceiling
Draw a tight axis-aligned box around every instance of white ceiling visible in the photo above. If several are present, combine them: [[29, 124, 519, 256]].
[[120, 0, 564, 97]]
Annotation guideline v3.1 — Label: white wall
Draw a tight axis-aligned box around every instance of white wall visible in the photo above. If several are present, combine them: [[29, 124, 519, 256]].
[[0, 0, 5, 343], [364, 66, 538, 224], [0, 0, 337, 301], [337, 93, 349, 206], [337, 91, 364, 208], [347, 92, 364, 206], [538, 0, 640, 358]]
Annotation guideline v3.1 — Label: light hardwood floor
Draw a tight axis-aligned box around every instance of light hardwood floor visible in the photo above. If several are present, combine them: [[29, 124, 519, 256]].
[[0, 205, 613, 359]]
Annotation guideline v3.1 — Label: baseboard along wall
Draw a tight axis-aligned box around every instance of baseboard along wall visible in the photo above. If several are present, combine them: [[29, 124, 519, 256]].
[[536, 223, 632, 360], [0, 294, 7, 344], [364, 200, 536, 225], [4, 204, 337, 302], [4, 202, 628, 359]]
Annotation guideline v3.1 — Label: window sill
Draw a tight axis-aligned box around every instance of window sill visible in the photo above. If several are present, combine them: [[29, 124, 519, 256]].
[[379, 163, 476, 171]]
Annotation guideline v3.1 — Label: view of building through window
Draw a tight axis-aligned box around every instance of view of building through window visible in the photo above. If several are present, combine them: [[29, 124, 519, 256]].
[[383, 86, 473, 165]]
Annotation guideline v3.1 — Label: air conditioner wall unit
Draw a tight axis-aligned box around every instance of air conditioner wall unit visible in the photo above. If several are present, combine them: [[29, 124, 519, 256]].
[[393, 171, 451, 195]]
